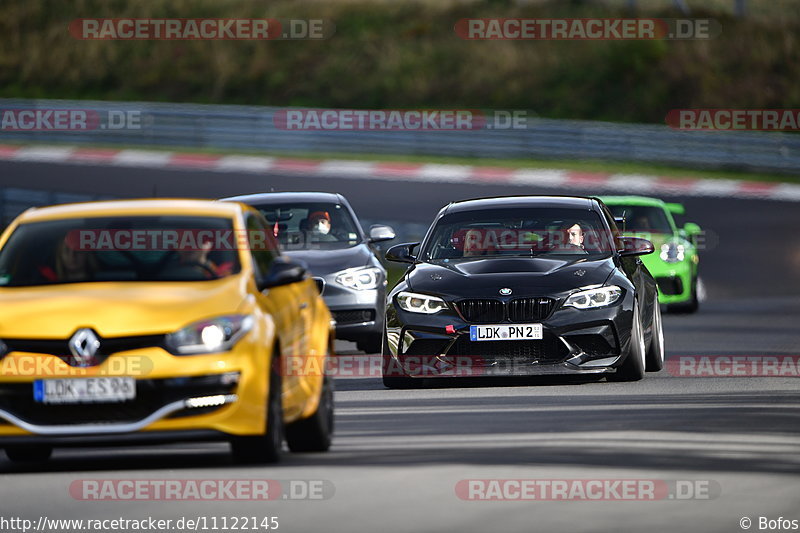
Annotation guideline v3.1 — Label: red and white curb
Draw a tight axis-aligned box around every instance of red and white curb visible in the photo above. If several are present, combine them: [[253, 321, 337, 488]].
[[2, 144, 800, 202]]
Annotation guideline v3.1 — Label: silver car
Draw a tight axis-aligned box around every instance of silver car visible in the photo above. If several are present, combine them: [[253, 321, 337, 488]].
[[222, 192, 395, 353]]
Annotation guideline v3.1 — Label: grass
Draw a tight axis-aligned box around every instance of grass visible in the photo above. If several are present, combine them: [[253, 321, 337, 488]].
[[1, 0, 799, 125]]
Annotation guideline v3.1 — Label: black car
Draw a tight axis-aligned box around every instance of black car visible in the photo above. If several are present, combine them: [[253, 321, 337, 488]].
[[222, 192, 395, 353], [383, 196, 663, 388]]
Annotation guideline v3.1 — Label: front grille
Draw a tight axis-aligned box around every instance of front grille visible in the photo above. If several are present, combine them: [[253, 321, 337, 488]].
[[333, 309, 376, 325], [446, 333, 568, 364], [455, 299, 505, 323], [508, 298, 555, 321], [456, 298, 555, 323], [656, 276, 683, 296], [3, 334, 166, 367], [0, 375, 236, 426]]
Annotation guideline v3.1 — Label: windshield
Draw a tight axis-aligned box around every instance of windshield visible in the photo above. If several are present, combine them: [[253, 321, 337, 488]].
[[252, 202, 362, 250], [607, 205, 674, 234], [421, 207, 612, 261], [0, 216, 242, 287]]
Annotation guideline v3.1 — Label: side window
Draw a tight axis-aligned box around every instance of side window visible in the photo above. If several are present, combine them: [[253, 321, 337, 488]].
[[600, 205, 622, 252], [246, 214, 279, 278]]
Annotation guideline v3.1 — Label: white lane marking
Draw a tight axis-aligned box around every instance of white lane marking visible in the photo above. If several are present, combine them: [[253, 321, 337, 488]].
[[690, 179, 743, 196], [335, 402, 800, 416], [509, 169, 569, 187], [417, 164, 474, 182], [215, 155, 275, 173], [606, 174, 659, 191], [112, 149, 172, 167], [770, 183, 800, 201], [330, 430, 800, 454], [317, 160, 376, 178], [13, 146, 75, 161]]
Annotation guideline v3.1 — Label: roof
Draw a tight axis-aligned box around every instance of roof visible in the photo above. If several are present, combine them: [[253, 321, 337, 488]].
[[220, 191, 344, 205], [16, 199, 244, 223], [600, 196, 671, 207], [443, 195, 596, 214]]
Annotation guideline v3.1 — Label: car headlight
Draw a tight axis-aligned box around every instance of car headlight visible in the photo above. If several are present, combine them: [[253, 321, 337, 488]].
[[166, 315, 254, 355], [396, 291, 448, 314], [660, 242, 685, 263], [563, 286, 622, 309], [334, 266, 383, 290]]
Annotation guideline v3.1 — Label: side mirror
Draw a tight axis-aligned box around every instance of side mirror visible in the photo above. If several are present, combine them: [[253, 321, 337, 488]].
[[682, 222, 702, 247], [257, 257, 307, 290], [368, 224, 396, 244], [666, 203, 686, 216], [386, 242, 419, 264], [618, 236, 654, 257], [683, 222, 701, 236]]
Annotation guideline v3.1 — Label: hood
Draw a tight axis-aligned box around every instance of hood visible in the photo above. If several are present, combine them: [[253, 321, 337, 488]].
[[407, 256, 616, 299], [0, 275, 248, 339], [284, 245, 374, 277]]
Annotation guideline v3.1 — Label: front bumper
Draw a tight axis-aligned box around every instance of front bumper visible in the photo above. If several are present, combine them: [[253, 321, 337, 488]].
[[385, 297, 634, 379], [0, 334, 271, 442], [316, 278, 384, 342], [647, 260, 694, 305]]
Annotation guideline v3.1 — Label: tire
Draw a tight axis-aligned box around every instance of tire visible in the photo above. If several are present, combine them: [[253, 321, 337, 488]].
[[230, 352, 284, 464], [608, 300, 646, 382], [646, 294, 665, 372], [4, 445, 52, 463], [286, 374, 334, 452], [357, 334, 383, 355], [382, 376, 422, 389]]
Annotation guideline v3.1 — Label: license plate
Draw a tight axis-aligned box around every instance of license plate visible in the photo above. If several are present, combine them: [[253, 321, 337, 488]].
[[470, 324, 543, 341], [33, 377, 136, 404]]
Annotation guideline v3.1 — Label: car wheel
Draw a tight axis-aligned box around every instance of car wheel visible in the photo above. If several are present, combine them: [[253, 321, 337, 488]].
[[286, 374, 334, 452], [646, 294, 665, 372], [4, 445, 52, 463], [230, 352, 284, 464], [357, 334, 383, 355], [608, 300, 646, 382]]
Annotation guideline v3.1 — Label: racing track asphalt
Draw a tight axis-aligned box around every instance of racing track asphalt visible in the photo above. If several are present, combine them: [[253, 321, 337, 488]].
[[1, 160, 799, 533]]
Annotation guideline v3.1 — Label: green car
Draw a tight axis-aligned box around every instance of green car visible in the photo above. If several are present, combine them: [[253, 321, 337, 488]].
[[602, 196, 702, 313]]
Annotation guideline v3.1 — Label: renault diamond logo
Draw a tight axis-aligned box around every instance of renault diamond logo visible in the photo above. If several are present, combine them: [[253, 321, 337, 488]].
[[499, 288, 513, 296], [68, 328, 101, 367]]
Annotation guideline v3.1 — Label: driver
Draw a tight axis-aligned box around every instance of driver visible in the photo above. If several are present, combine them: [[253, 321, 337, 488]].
[[566, 222, 585, 249], [177, 240, 233, 278], [307, 211, 337, 242], [38, 235, 95, 283]]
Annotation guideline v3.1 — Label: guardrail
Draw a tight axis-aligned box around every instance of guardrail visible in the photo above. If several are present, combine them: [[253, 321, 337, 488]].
[[0, 98, 799, 174]]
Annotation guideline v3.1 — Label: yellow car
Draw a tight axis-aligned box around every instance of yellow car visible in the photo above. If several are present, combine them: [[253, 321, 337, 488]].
[[0, 199, 334, 464]]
